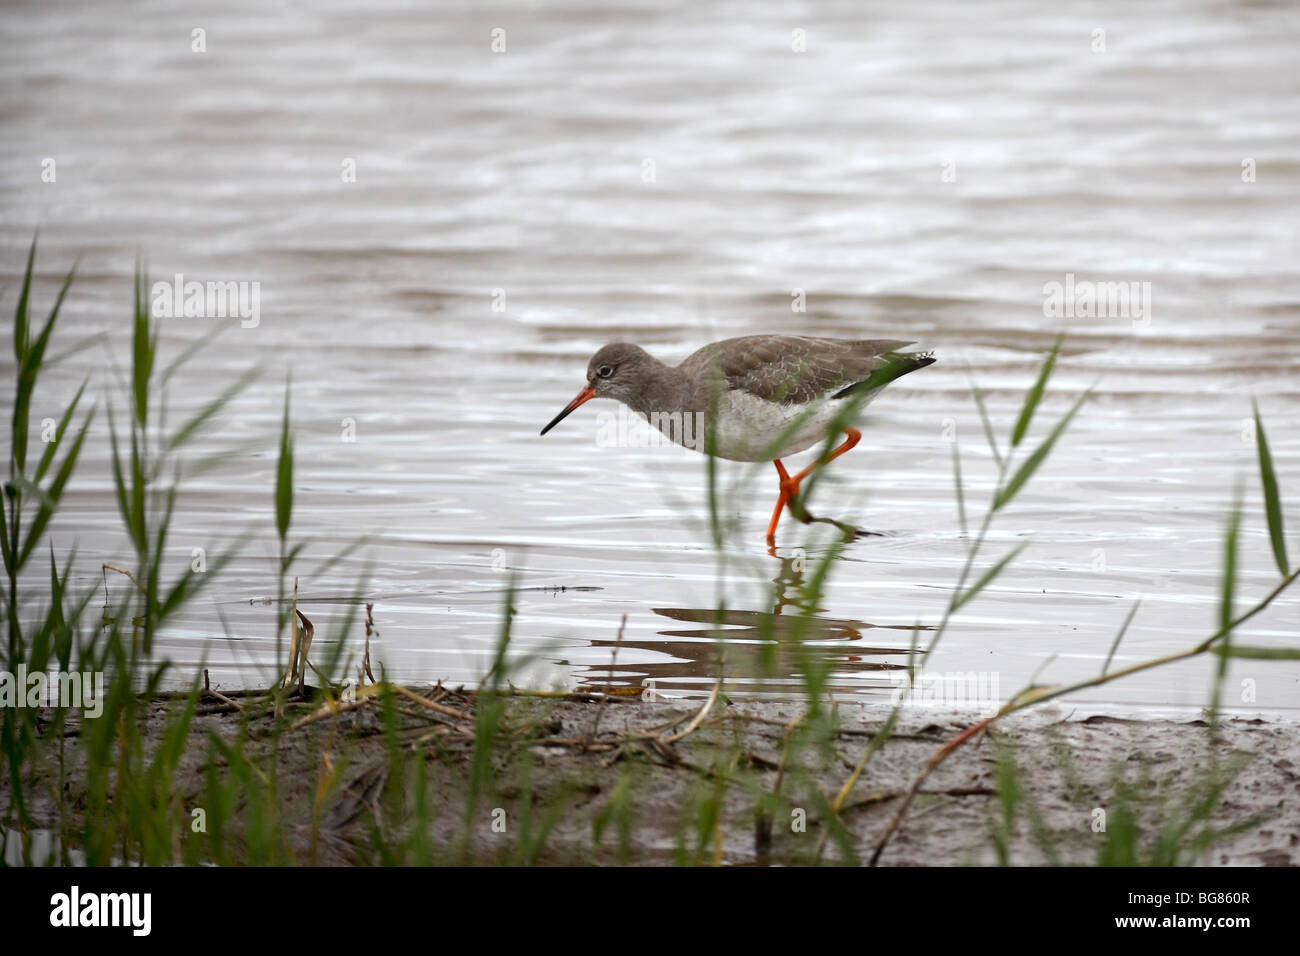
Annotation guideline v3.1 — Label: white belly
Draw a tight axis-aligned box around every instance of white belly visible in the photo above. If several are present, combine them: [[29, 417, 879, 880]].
[[704, 390, 849, 462]]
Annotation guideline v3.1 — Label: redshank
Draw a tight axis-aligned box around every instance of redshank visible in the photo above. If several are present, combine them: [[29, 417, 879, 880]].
[[540, 335, 935, 544]]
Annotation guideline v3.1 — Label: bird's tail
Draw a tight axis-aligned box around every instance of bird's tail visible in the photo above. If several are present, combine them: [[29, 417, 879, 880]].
[[833, 349, 935, 399]]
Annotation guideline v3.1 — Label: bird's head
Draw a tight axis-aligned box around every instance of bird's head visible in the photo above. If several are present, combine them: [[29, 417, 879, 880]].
[[540, 343, 654, 435]]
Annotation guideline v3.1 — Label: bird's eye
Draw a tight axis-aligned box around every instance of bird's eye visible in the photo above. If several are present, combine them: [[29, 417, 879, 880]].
[[597, 365, 613, 379]]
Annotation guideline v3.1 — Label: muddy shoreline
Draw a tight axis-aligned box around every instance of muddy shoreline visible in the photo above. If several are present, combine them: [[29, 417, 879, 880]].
[[8, 687, 1297, 866]]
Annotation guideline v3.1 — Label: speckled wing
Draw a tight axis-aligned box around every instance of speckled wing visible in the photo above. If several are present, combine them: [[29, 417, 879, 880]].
[[678, 335, 916, 406]]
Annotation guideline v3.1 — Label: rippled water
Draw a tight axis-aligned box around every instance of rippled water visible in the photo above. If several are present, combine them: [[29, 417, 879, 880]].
[[2, 0, 1298, 712]]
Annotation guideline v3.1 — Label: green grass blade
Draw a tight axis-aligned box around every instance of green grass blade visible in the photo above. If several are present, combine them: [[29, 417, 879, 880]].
[[1216, 644, 1300, 660], [275, 381, 293, 541], [14, 261, 80, 470], [950, 440, 969, 537], [1252, 399, 1289, 578], [45, 330, 108, 369], [33, 380, 87, 483], [17, 410, 94, 567], [13, 235, 36, 363], [1210, 493, 1242, 722], [1102, 598, 1141, 675], [107, 406, 145, 555], [12, 252, 76, 476], [0, 486, 11, 571], [161, 324, 231, 387], [952, 541, 1029, 613], [1010, 334, 1063, 449], [129, 426, 146, 550], [166, 367, 259, 452], [131, 260, 155, 427], [994, 388, 1089, 512], [25, 259, 78, 375], [967, 373, 1003, 468], [1220, 495, 1240, 641]]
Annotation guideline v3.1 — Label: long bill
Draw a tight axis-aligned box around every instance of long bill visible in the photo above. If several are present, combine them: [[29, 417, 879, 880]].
[[539, 386, 596, 435]]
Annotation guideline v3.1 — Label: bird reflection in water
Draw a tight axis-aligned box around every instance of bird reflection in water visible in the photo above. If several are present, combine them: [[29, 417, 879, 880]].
[[579, 555, 928, 698]]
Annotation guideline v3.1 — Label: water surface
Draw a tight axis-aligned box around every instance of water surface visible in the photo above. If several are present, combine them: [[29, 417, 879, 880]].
[[2, 0, 1298, 712]]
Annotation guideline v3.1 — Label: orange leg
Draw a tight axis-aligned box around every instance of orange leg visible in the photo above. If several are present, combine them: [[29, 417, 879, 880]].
[[765, 460, 793, 544], [789, 427, 861, 489], [764, 428, 862, 545]]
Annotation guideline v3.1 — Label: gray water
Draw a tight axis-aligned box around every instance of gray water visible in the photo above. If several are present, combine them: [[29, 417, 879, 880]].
[[2, 0, 1298, 712]]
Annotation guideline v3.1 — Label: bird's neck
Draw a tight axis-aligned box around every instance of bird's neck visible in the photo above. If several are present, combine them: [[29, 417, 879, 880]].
[[628, 360, 690, 418]]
